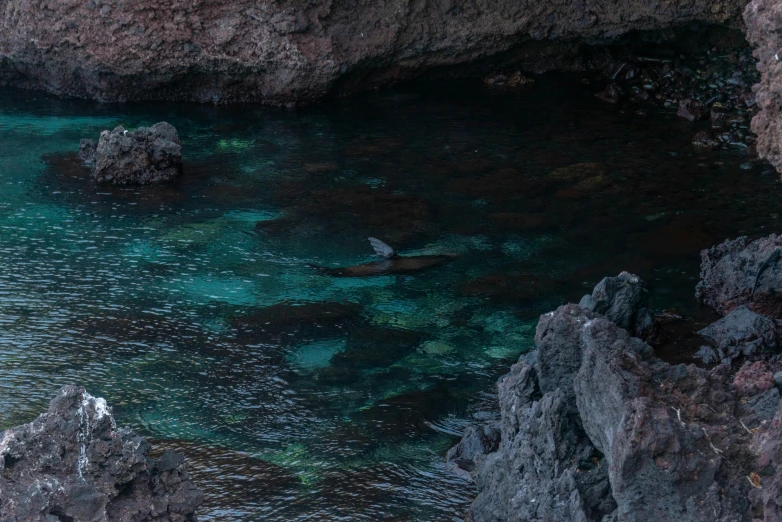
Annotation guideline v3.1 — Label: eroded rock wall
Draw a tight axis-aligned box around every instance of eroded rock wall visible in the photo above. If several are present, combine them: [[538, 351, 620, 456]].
[[0, 0, 748, 104], [745, 0, 782, 174]]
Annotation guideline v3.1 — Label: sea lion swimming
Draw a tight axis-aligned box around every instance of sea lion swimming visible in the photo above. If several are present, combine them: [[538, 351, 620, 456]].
[[318, 237, 455, 277]]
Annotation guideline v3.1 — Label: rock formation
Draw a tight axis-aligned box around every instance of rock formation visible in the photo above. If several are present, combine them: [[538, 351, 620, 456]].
[[0, 385, 202, 521], [696, 234, 782, 318], [0, 0, 748, 104], [452, 234, 782, 521], [80, 122, 183, 185], [745, 0, 782, 175]]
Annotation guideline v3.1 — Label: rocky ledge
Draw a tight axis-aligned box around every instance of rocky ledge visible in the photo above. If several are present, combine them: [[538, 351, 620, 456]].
[[80, 122, 182, 185], [0, 0, 747, 105], [0, 386, 202, 521], [451, 233, 782, 521]]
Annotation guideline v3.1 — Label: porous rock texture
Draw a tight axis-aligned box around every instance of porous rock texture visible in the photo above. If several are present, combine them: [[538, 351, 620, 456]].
[[696, 305, 781, 363], [0, 385, 202, 522], [745, 0, 782, 175], [696, 234, 782, 318], [0, 0, 748, 104], [80, 122, 183, 185], [578, 271, 655, 338], [452, 264, 782, 522]]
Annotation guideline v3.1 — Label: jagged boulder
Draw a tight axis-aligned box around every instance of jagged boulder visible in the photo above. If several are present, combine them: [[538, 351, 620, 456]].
[[468, 359, 614, 522], [695, 235, 782, 318], [446, 424, 500, 475], [0, 385, 202, 522], [80, 122, 183, 185], [455, 268, 780, 522], [696, 305, 781, 363], [579, 272, 656, 339], [575, 318, 752, 521]]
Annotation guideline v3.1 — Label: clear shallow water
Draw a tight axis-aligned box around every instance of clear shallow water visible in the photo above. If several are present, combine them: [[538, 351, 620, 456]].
[[0, 76, 779, 520]]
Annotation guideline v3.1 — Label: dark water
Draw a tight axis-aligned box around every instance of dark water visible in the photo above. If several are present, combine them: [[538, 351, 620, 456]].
[[0, 76, 779, 520]]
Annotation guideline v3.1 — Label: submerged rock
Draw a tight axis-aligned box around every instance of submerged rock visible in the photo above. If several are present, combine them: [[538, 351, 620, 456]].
[[696, 234, 782, 318], [81, 123, 183, 185], [0, 385, 202, 521]]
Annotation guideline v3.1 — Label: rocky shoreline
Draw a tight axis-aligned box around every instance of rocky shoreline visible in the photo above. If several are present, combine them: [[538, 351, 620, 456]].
[[0, 386, 202, 521], [5, 0, 782, 172], [450, 234, 782, 521], [0, 0, 745, 106]]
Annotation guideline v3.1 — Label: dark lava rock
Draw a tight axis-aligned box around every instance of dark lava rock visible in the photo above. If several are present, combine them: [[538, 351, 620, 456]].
[[0, 385, 202, 522], [83, 123, 183, 185], [535, 303, 599, 405], [747, 387, 780, 421], [79, 139, 97, 165], [695, 234, 782, 318], [446, 424, 500, 475], [468, 357, 614, 522], [677, 98, 708, 121], [457, 269, 776, 522], [696, 305, 780, 363], [575, 318, 753, 521], [578, 271, 654, 337]]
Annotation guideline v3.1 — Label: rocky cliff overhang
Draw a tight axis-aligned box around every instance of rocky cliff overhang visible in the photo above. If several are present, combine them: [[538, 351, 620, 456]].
[[0, 0, 749, 105]]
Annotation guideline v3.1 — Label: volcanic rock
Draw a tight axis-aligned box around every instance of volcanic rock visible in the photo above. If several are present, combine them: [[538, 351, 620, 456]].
[[578, 271, 654, 337], [696, 305, 780, 363], [446, 424, 500, 475], [455, 267, 782, 522], [0, 385, 202, 522], [696, 234, 782, 318], [0, 0, 748, 104], [745, 0, 782, 176], [82, 123, 183, 185]]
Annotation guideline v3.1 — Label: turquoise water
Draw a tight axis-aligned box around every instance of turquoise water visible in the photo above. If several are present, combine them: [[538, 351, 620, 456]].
[[0, 77, 779, 520]]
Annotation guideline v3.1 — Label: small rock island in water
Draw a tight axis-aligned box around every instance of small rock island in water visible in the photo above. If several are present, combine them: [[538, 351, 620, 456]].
[[80, 122, 183, 185], [2, 0, 782, 520]]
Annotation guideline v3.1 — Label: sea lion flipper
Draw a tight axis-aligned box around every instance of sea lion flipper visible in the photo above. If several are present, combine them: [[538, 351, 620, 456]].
[[368, 237, 396, 258]]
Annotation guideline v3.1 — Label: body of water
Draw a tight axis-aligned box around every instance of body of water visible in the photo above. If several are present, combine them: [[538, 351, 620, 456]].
[[0, 75, 778, 520]]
